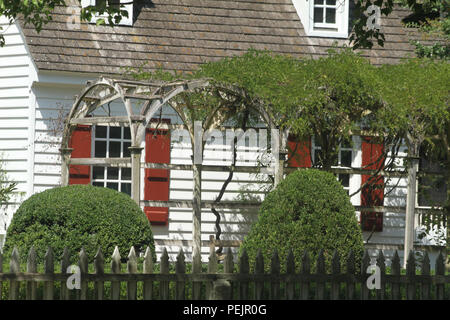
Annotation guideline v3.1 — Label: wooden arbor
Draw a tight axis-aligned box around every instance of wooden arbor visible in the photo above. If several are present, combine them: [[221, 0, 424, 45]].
[[60, 77, 282, 258], [61, 77, 209, 200]]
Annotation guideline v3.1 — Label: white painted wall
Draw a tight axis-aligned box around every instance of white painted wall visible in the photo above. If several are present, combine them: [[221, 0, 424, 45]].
[[0, 18, 37, 247]]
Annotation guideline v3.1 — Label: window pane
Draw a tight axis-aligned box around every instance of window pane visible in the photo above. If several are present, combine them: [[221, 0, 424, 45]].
[[339, 174, 350, 188], [110, 126, 121, 139], [93, 181, 104, 188], [107, 167, 119, 180], [326, 8, 336, 23], [123, 142, 131, 157], [314, 7, 323, 23], [122, 168, 131, 180], [93, 166, 104, 180], [314, 0, 324, 4], [326, 0, 336, 5], [341, 150, 352, 167], [124, 127, 131, 140], [95, 126, 107, 138], [418, 176, 447, 206], [95, 141, 106, 157], [106, 182, 119, 191], [109, 141, 121, 157], [121, 183, 132, 196], [314, 149, 323, 165], [418, 148, 447, 206]]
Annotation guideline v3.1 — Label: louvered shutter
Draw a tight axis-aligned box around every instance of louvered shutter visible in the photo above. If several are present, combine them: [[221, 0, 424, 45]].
[[68, 125, 92, 185], [144, 127, 171, 225], [287, 134, 312, 168], [360, 136, 385, 232]]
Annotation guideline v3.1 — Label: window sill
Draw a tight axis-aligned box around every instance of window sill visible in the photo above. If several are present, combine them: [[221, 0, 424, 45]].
[[306, 30, 349, 38]]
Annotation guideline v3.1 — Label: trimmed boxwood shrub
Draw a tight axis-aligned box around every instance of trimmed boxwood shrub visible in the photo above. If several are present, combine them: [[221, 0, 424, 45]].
[[3, 185, 155, 263], [240, 169, 364, 272]]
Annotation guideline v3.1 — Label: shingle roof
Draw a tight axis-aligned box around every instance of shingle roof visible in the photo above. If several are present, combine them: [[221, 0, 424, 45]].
[[19, 0, 437, 76]]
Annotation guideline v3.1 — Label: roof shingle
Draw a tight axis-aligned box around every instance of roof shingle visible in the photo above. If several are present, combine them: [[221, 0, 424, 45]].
[[19, 0, 434, 76]]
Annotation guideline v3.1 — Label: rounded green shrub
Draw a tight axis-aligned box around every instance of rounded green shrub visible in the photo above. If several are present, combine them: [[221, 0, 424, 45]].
[[3, 185, 155, 263], [240, 169, 364, 272]]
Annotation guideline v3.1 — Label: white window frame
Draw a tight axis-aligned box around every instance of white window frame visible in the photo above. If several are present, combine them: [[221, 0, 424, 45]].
[[311, 136, 360, 200], [92, 125, 132, 195], [416, 150, 447, 210], [291, 0, 349, 38], [81, 0, 133, 26], [309, 0, 348, 37]]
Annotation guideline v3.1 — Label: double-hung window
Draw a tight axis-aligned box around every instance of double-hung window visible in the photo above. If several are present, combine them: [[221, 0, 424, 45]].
[[312, 137, 354, 195], [417, 147, 447, 208], [92, 125, 132, 196], [310, 0, 348, 37], [291, 0, 349, 38]]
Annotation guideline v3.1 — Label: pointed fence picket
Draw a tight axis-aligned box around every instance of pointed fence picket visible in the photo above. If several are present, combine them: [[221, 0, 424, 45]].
[[60, 248, 70, 300], [0, 246, 448, 300], [300, 251, 310, 300], [94, 248, 104, 300], [78, 248, 88, 300], [26, 247, 37, 300], [110, 246, 121, 300], [143, 246, 153, 300]]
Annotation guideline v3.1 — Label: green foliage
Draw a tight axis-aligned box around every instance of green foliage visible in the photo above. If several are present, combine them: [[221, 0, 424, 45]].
[[0, 158, 16, 206], [378, 58, 450, 140], [127, 49, 387, 170], [0, 0, 134, 47], [3, 185, 155, 263], [350, 0, 395, 49], [196, 48, 384, 139], [128, 48, 448, 172], [401, 0, 449, 59], [411, 41, 450, 59], [240, 169, 364, 273]]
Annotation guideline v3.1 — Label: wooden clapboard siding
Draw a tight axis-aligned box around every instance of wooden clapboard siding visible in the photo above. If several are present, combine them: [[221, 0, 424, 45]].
[[0, 18, 35, 241], [33, 86, 79, 194]]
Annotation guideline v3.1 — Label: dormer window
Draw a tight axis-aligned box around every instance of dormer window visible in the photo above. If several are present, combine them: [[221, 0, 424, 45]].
[[291, 0, 349, 38], [81, 0, 133, 26]]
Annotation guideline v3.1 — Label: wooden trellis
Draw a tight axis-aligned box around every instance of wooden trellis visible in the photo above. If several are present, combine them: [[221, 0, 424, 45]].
[[60, 77, 282, 259], [60, 77, 447, 267]]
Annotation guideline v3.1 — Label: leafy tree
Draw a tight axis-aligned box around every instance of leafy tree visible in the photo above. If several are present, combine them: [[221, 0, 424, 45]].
[[196, 48, 395, 172]]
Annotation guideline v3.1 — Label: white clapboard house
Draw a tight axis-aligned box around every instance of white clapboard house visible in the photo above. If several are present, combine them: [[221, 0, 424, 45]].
[[0, 0, 446, 263]]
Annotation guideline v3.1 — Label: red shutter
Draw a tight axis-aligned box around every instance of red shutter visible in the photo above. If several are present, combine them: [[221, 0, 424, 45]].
[[287, 134, 312, 168], [68, 125, 92, 185], [144, 125, 171, 225], [360, 136, 384, 232]]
